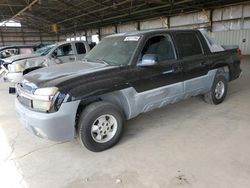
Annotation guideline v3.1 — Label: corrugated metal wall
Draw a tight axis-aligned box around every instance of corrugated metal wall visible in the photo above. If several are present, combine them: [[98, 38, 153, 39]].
[[211, 30, 250, 55], [140, 18, 167, 30], [0, 27, 62, 46]]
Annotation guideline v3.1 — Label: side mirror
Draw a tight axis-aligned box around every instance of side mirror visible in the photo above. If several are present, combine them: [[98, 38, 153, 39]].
[[51, 52, 57, 59], [2, 52, 7, 58], [139, 54, 158, 66]]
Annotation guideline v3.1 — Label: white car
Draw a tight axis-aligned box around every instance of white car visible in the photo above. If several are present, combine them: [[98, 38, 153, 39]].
[[5, 41, 91, 83]]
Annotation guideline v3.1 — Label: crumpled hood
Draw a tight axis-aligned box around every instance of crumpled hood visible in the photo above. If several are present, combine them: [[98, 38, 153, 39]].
[[24, 61, 114, 87], [3, 53, 40, 63]]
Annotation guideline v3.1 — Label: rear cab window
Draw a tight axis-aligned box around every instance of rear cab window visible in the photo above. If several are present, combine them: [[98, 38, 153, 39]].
[[175, 32, 203, 58]]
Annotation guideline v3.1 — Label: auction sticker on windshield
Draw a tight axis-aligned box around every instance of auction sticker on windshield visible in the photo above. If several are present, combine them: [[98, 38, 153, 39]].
[[124, 36, 140, 41]]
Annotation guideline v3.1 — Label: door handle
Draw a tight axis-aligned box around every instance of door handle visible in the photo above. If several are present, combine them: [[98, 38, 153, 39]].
[[69, 57, 76, 61], [200, 61, 209, 67], [163, 66, 183, 74], [163, 69, 174, 74], [171, 66, 183, 73]]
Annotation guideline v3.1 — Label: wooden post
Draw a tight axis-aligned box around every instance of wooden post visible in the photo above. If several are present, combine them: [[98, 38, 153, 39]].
[[209, 9, 213, 32], [0, 29, 4, 46], [137, 21, 140, 31]]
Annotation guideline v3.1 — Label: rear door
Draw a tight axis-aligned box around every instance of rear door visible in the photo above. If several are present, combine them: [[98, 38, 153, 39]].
[[173, 31, 209, 95], [75, 42, 87, 60]]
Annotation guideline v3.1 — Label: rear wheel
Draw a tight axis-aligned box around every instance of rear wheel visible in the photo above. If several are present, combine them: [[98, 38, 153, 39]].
[[204, 75, 228, 105], [77, 101, 124, 152]]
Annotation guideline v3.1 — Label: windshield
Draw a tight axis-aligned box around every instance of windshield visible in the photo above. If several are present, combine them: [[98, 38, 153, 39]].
[[84, 36, 140, 66], [34, 45, 55, 56]]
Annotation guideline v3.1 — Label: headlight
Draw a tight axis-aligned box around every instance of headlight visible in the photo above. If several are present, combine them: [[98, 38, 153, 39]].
[[8, 64, 24, 73], [32, 87, 58, 112], [32, 100, 53, 112]]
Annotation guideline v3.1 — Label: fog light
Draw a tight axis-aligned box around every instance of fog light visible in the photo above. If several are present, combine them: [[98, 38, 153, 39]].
[[33, 127, 48, 138]]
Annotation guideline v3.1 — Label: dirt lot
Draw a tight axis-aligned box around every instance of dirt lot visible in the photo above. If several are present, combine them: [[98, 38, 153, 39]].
[[0, 57, 250, 188]]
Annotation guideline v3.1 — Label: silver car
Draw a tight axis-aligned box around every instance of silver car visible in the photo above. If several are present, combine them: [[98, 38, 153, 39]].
[[5, 41, 91, 83]]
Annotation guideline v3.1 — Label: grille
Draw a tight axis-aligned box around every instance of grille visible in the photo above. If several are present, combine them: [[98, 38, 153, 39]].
[[17, 95, 32, 108], [20, 81, 37, 94], [16, 82, 36, 109]]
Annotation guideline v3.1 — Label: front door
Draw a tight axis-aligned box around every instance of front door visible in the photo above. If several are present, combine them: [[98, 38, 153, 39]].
[[52, 43, 76, 64], [131, 33, 184, 113]]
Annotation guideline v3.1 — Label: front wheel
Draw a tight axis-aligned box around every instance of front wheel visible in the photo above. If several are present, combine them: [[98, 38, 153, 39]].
[[78, 101, 124, 152], [204, 75, 228, 105]]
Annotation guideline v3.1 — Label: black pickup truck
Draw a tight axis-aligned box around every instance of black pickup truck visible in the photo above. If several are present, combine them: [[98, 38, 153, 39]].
[[15, 29, 242, 152]]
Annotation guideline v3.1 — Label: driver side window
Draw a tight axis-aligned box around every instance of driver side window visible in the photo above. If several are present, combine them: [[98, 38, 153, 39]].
[[140, 34, 175, 62], [53, 44, 73, 57]]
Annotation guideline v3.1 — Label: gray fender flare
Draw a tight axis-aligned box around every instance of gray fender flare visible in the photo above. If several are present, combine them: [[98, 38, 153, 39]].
[[216, 66, 230, 81], [99, 89, 136, 120]]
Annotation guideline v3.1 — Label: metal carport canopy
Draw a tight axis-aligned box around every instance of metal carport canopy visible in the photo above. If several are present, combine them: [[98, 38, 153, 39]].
[[0, 0, 250, 33]]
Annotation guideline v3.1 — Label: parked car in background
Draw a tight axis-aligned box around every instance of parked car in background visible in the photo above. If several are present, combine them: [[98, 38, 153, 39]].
[[1, 44, 40, 68], [0, 44, 43, 60], [0, 50, 12, 59], [14, 29, 241, 152], [0, 44, 46, 79], [4, 41, 91, 83]]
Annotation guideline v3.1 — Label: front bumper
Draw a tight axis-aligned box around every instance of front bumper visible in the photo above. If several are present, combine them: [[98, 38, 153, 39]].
[[5, 72, 23, 83], [15, 98, 80, 141]]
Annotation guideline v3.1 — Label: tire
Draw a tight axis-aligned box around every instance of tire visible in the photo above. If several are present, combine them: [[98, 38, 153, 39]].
[[77, 101, 124, 152], [204, 75, 228, 105]]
